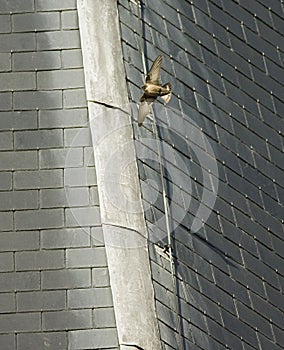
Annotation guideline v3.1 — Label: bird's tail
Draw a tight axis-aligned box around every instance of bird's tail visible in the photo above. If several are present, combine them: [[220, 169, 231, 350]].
[[161, 82, 172, 104]]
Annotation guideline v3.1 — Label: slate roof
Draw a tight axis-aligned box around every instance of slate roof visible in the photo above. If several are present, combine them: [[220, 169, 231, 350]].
[[118, 0, 284, 349]]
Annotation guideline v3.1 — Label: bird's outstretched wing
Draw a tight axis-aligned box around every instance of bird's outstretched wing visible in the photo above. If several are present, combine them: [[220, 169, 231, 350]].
[[146, 55, 162, 85], [138, 95, 156, 126]]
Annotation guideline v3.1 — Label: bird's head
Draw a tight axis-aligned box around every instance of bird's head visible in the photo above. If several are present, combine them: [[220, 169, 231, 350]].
[[141, 84, 147, 91]]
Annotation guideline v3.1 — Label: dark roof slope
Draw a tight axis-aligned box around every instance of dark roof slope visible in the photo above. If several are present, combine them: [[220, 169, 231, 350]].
[[118, 0, 284, 349]]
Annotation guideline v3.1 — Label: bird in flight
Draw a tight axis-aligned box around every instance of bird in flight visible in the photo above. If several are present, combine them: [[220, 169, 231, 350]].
[[138, 55, 172, 126]]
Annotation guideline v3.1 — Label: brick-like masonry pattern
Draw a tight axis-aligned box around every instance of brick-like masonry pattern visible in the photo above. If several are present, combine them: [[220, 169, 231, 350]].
[[0, 0, 118, 349], [118, 0, 284, 349]]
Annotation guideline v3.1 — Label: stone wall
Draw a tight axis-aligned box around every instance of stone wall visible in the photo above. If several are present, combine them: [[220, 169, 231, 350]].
[[0, 0, 118, 348]]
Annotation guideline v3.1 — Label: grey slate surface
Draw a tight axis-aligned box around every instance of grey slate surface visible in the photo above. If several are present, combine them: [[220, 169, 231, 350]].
[[0, 1, 118, 349], [118, 0, 284, 349]]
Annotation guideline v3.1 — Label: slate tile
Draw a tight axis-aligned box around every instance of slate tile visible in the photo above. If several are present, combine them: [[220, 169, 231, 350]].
[[175, 241, 213, 282], [206, 151, 226, 184], [238, 75, 274, 112], [265, 284, 284, 312], [229, 264, 266, 298], [209, 55, 239, 87], [218, 182, 249, 215], [36, 0, 76, 11], [180, 279, 223, 324], [209, 2, 244, 39], [241, 234, 259, 257], [232, 120, 269, 159], [248, 117, 282, 153], [236, 300, 273, 338], [246, 47, 266, 72], [239, 0, 272, 26], [148, 0, 179, 28], [258, 244, 283, 276], [220, 0, 257, 33], [266, 58, 284, 86], [167, 1, 194, 22], [205, 225, 243, 264], [226, 38, 253, 78], [271, 12, 284, 35], [175, 61, 210, 100], [258, 333, 283, 350], [249, 200, 283, 238], [18, 332, 67, 350], [269, 143, 284, 167], [227, 172, 262, 206], [274, 96, 284, 118], [276, 183, 284, 204], [236, 144, 255, 166], [152, 281, 175, 307], [209, 85, 247, 125], [279, 275, 284, 294], [37, 30, 80, 50], [205, 211, 222, 232], [190, 24, 217, 54], [209, 0, 223, 8], [158, 321, 179, 349], [69, 328, 118, 349], [170, 44, 190, 68], [271, 235, 284, 259], [190, 58, 224, 93], [156, 301, 177, 330], [257, 20, 283, 51], [0, 334, 16, 350], [245, 28, 280, 65], [192, 233, 230, 274], [0, 312, 40, 333], [253, 67, 284, 102], [123, 44, 143, 72], [118, 3, 140, 33], [192, 0, 209, 14], [206, 318, 243, 350], [202, 46, 221, 71], [120, 23, 138, 50], [197, 96, 234, 134], [224, 80, 259, 117], [274, 326, 284, 348], [243, 250, 279, 289], [124, 64, 143, 92], [216, 126, 240, 154], [143, 7, 166, 34], [193, 7, 230, 47], [175, 261, 200, 290], [219, 217, 258, 256], [191, 323, 211, 349], [198, 274, 236, 314], [219, 147, 243, 174], [214, 197, 235, 223], [261, 192, 283, 221], [251, 293, 283, 328], [178, 21, 203, 59], [213, 268, 250, 306], [241, 165, 270, 191], [222, 308, 259, 348], [42, 309, 92, 331], [268, 1, 284, 15], [179, 320, 195, 345], [234, 209, 273, 249]]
